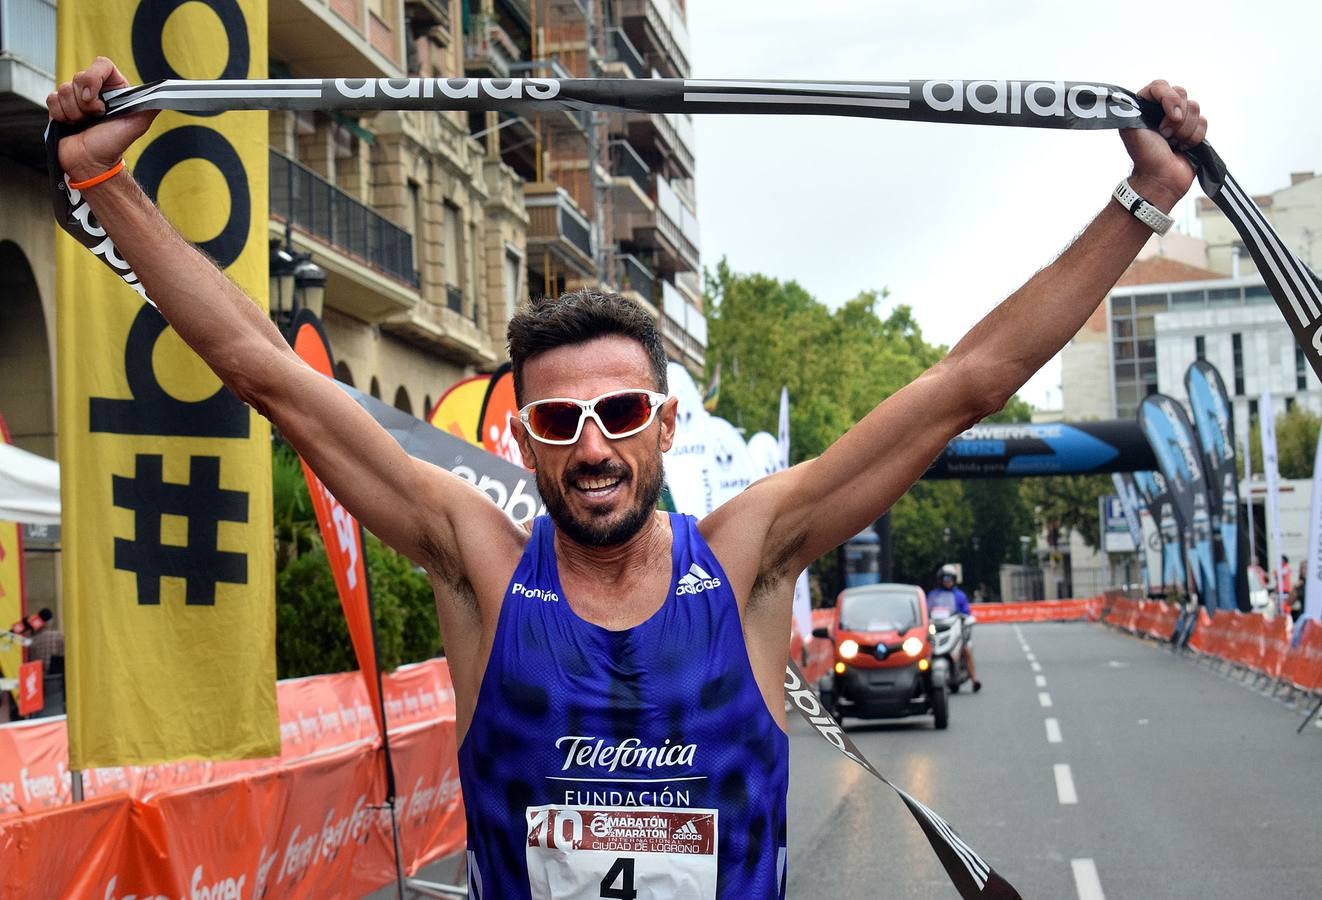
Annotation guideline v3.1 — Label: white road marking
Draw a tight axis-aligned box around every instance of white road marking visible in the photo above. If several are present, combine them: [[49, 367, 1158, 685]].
[[1071, 858, 1105, 900], [1045, 718, 1062, 743], [1031, 661, 1042, 672], [1038, 692, 1053, 708], [1026, 653, 1037, 662], [1035, 675, 1047, 688], [1054, 764, 1078, 805]]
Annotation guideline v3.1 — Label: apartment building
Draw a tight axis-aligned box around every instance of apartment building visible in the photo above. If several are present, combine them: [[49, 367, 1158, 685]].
[[462, 0, 707, 376]]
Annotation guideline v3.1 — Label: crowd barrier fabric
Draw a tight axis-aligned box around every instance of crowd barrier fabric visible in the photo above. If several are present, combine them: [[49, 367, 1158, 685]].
[[968, 599, 1102, 624], [0, 660, 464, 899]]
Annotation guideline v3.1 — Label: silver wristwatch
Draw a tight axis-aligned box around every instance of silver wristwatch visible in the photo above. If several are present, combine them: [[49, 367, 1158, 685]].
[[1113, 179, 1174, 236]]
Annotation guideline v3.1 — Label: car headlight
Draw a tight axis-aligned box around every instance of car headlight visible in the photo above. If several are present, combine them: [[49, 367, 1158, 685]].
[[838, 639, 859, 660], [902, 636, 924, 657]]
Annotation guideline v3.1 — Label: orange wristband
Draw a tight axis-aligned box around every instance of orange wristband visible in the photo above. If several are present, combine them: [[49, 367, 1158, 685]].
[[68, 159, 125, 191]]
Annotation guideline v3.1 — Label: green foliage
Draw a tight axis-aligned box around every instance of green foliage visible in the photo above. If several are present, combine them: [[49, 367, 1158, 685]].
[[274, 530, 440, 679], [272, 441, 317, 571], [1020, 473, 1113, 552], [1244, 406, 1320, 480], [891, 481, 973, 585]]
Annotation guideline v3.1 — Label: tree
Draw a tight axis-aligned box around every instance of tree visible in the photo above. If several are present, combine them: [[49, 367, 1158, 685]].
[[1245, 406, 1321, 480], [1020, 473, 1113, 552]]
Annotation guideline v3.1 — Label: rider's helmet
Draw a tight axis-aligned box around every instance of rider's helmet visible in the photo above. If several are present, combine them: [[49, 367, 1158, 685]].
[[938, 565, 958, 588]]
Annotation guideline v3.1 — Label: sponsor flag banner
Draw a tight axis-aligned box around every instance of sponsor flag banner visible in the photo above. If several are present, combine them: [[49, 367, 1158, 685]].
[[49, 77, 1322, 389], [1305, 422, 1322, 628], [1133, 470, 1186, 593], [1243, 425, 1258, 573], [17, 660, 43, 717], [1111, 473, 1148, 593], [1139, 395, 1216, 609], [287, 311, 384, 737], [478, 363, 523, 467], [428, 374, 490, 445], [1185, 361, 1241, 610], [0, 414, 26, 693], [55, 2, 276, 766], [1260, 392, 1286, 601], [776, 389, 814, 645]]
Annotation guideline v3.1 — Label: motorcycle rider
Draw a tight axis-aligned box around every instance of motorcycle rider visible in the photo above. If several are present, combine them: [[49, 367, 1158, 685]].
[[927, 566, 981, 693]]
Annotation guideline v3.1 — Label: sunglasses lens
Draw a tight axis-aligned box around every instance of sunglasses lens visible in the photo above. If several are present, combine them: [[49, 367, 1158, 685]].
[[527, 401, 583, 441], [595, 392, 653, 436]]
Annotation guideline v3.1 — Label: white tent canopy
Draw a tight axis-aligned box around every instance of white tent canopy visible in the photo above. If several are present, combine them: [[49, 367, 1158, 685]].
[[0, 443, 60, 525]]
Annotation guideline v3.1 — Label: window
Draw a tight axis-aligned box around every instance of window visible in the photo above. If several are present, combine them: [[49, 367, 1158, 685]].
[[504, 248, 523, 321], [408, 180, 423, 270], [1195, 335, 1205, 361], [1207, 287, 1241, 304], [1297, 345, 1309, 391], [1249, 398, 1259, 420], [1286, 396, 1296, 412], [1232, 333, 1244, 395], [1145, 383, 1159, 397], [1113, 319, 1134, 339], [443, 201, 461, 295], [1171, 289, 1205, 306]]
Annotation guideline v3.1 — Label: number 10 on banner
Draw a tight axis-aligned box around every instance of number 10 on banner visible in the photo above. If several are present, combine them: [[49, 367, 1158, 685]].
[[524, 804, 719, 898]]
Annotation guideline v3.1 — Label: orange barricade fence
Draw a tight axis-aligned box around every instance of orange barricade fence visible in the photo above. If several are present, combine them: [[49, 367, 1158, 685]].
[[1281, 620, 1322, 694], [0, 659, 465, 899], [968, 598, 1103, 624]]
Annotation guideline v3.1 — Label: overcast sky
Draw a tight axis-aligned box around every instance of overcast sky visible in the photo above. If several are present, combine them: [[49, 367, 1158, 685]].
[[685, 0, 1322, 410]]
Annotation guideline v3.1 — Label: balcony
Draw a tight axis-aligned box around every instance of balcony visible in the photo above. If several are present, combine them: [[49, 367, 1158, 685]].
[[511, 58, 590, 135], [610, 140, 650, 195], [661, 279, 705, 369], [270, 149, 421, 321], [616, 253, 658, 313], [617, 0, 690, 77], [270, 0, 404, 78], [464, 16, 520, 77], [0, 0, 54, 166], [382, 297, 498, 367], [624, 110, 694, 178], [603, 27, 647, 79], [525, 182, 595, 279], [618, 175, 698, 275]]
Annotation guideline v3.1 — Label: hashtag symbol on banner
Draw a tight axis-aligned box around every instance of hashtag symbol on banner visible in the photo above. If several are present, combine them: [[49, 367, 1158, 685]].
[[112, 454, 249, 605]]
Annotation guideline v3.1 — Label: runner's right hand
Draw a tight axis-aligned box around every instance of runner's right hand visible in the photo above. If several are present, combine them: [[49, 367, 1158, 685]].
[[47, 56, 158, 184]]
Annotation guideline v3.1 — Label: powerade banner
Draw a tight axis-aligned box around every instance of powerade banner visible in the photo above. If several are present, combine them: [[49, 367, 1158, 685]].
[[47, 78, 1322, 390], [1133, 470, 1186, 593], [1111, 472, 1149, 593], [1139, 395, 1216, 609], [1185, 361, 1241, 610], [925, 420, 1155, 479], [428, 374, 490, 445], [288, 311, 386, 740], [56, 1, 277, 767]]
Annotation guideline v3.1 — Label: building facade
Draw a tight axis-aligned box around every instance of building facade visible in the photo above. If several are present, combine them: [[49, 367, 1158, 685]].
[[0, 0, 706, 618]]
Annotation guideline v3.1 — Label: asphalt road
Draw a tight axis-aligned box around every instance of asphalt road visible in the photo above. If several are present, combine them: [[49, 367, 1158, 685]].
[[785, 621, 1322, 899]]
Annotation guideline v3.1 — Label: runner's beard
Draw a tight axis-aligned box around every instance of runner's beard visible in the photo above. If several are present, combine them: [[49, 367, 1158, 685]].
[[538, 449, 664, 548]]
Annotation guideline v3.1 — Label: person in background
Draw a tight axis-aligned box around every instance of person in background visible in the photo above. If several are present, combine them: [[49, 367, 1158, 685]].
[[927, 567, 981, 693], [1288, 560, 1306, 623], [26, 607, 64, 675]]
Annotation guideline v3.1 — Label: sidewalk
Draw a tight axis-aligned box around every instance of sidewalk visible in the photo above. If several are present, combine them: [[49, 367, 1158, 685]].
[[363, 852, 466, 899]]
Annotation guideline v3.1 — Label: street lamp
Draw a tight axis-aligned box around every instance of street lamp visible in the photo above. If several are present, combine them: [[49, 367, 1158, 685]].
[[1019, 535, 1032, 568], [268, 237, 327, 326]]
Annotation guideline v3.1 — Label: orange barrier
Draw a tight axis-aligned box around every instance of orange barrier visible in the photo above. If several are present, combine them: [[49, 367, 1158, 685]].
[[1282, 620, 1322, 693], [0, 660, 464, 898], [968, 598, 1103, 623]]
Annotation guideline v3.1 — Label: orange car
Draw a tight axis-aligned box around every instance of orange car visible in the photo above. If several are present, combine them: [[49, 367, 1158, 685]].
[[813, 582, 948, 729]]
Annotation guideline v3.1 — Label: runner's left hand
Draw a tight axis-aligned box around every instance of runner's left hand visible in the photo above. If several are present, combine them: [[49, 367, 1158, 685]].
[[1119, 80, 1206, 211]]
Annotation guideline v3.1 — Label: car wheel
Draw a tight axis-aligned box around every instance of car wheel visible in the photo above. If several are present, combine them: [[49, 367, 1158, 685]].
[[932, 684, 949, 730]]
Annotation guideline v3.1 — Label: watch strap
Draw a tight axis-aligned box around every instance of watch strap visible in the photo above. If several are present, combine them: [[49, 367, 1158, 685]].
[[1113, 178, 1174, 236]]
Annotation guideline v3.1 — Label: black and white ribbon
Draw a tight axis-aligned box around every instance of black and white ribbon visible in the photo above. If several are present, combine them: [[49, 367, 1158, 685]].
[[48, 75, 1322, 900]]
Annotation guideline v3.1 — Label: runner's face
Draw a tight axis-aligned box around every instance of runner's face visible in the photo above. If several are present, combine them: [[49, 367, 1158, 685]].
[[515, 336, 676, 547]]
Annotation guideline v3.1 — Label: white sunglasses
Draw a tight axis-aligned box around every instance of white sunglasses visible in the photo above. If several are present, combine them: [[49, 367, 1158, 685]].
[[518, 389, 668, 445]]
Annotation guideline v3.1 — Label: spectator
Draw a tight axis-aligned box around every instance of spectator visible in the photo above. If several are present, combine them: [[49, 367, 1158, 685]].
[[26, 607, 64, 675]]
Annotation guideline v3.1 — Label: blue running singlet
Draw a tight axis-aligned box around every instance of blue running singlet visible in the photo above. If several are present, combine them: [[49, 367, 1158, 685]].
[[458, 513, 789, 899]]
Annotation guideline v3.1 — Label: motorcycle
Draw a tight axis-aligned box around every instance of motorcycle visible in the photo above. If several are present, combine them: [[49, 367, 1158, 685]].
[[927, 605, 974, 693]]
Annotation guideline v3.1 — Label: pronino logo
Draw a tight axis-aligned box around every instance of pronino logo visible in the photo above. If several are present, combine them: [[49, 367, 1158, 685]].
[[676, 563, 721, 596], [512, 582, 559, 602]]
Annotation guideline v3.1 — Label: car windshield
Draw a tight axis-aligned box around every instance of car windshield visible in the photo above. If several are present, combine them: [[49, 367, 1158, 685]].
[[839, 588, 919, 632]]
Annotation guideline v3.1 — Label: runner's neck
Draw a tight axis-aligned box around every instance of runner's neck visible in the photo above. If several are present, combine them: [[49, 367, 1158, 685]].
[[554, 509, 672, 585]]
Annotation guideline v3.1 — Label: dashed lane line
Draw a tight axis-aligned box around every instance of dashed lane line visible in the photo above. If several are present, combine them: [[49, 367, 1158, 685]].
[[1035, 675, 1047, 688], [1054, 763, 1078, 805], [1071, 858, 1105, 900], [1038, 692, 1053, 708], [1045, 718, 1062, 743], [1025, 653, 1037, 662]]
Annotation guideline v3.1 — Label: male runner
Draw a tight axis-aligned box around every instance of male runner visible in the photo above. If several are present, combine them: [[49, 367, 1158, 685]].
[[50, 58, 1206, 897]]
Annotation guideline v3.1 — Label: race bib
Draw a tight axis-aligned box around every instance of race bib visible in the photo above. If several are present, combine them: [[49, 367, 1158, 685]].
[[525, 805, 718, 899]]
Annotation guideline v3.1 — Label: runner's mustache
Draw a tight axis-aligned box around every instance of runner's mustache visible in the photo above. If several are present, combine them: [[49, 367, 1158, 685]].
[[563, 463, 630, 486]]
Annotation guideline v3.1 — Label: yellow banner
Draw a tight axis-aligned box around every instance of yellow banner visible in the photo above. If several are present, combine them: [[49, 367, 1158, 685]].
[[1, 411, 22, 691], [57, 1, 276, 766]]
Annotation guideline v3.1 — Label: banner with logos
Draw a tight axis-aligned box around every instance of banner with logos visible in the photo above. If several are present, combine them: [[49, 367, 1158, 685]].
[[1305, 423, 1322, 628], [927, 419, 1156, 479], [55, 1, 276, 767], [1139, 395, 1216, 609], [1259, 392, 1286, 602], [0, 659, 463, 899], [1133, 470, 1186, 594], [428, 374, 490, 445], [1185, 361, 1241, 610], [287, 311, 385, 742], [478, 363, 523, 467], [0, 414, 26, 696]]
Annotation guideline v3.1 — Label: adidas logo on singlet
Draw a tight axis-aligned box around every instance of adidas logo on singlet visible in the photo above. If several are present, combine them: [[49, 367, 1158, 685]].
[[676, 563, 722, 596], [674, 819, 704, 840]]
